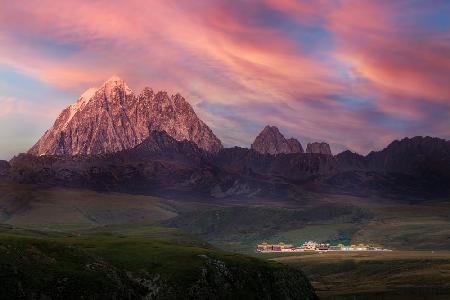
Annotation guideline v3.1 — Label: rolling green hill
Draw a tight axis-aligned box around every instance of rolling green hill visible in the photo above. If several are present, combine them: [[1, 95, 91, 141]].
[[0, 181, 177, 226], [165, 193, 450, 254], [0, 224, 317, 300], [2, 182, 449, 255]]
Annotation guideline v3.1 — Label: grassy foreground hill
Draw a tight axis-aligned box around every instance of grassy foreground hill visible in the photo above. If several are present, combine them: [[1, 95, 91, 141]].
[[0, 224, 317, 300]]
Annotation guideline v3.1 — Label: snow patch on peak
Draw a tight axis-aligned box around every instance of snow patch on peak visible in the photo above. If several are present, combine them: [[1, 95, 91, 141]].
[[102, 75, 132, 95], [63, 87, 97, 129], [79, 87, 97, 105]]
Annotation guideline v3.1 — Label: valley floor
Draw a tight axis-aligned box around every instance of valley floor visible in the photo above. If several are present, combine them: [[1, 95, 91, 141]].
[[272, 251, 450, 300], [1, 182, 450, 299]]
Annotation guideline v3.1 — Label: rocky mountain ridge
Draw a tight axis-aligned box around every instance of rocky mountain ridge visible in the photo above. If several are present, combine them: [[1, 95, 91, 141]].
[[251, 126, 304, 155], [306, 142, 332, 155], [7, 76, 450, 199], [10, 131, 282, 198], [8, 132, 450, 199], [366, 136, 450, 174], [250, 126, 333, 156], [29, 76, 223, 156]]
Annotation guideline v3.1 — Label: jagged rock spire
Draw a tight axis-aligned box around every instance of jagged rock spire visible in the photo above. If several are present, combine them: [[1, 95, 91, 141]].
[[251, 125, 304, 155], [29, 77, 223, 156]]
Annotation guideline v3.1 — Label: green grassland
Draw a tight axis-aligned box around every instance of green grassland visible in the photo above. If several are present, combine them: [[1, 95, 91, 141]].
[[272, 251, 450, 300], [166, 192, 450, 254], [0, 181, 179, 229], [165, 200, 374, 255], [0, 224, 317, 300], [2, 182, 449, 254], [1, 182, 450, 299]]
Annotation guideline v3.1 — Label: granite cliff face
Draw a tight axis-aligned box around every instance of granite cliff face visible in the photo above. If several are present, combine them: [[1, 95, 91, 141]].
[[251, 126, 304, 155], [306, 142, 332, 155], [28, 76, 222, 156]]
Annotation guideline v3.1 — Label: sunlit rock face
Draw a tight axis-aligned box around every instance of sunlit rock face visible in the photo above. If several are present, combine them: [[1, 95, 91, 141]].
[[28, 76, 223, 156], [251, 125, 304, 155], [306, 142, 332, 155]]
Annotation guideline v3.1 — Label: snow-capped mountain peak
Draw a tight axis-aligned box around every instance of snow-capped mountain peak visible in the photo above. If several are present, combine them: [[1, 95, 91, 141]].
[[29, 77, 223, 156]]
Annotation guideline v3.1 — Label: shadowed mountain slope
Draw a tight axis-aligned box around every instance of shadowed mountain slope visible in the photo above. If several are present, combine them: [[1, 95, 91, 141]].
[[7, 132, 450, 199]]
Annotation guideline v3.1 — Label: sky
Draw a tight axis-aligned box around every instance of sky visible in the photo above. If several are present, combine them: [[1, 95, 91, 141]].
[[0, 0, 449, 159]]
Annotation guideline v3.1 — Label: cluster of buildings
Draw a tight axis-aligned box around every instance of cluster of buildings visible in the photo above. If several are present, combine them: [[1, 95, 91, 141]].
[[256, 241, 390, 252]]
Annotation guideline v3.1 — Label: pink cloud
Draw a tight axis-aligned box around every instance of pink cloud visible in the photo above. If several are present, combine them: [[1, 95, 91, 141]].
[[0, 1, 342, 95], [0, 0, 448, 155], [329, 1, 450, 103]]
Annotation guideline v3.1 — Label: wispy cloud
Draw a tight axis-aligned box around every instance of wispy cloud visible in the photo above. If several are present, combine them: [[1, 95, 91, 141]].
[[0, 0, 448, 157]]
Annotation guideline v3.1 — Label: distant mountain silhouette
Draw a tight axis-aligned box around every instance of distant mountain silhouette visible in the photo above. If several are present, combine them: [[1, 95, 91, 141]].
[[7, 131, 450, 199]]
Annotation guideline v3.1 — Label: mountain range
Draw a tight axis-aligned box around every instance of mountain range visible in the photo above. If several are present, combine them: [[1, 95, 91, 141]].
[[2, 77, 450, 199], [29, 76, 222, 155]]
